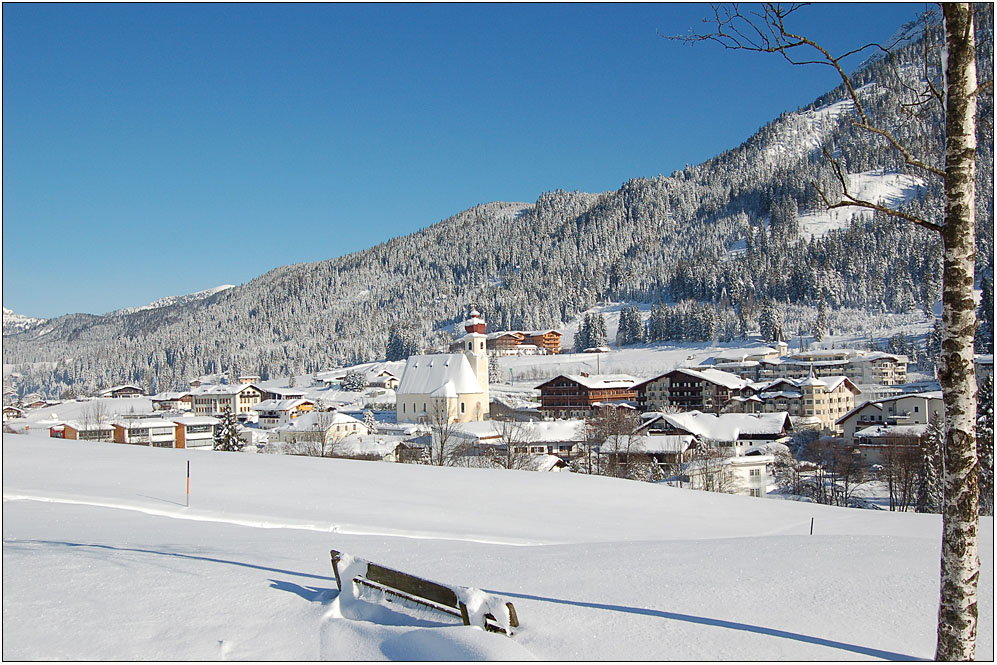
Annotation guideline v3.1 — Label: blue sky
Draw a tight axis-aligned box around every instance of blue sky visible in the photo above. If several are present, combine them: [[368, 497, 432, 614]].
[[3, 2, 924, 319]]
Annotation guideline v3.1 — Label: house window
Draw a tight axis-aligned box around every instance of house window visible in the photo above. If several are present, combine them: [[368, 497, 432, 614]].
[[460, 402, 465, 414], [749, 468, 761, 477], [750, 488, 761, 497]]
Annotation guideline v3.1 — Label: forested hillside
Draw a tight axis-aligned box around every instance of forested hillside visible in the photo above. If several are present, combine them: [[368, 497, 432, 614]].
[[4, 9, 993, 397]]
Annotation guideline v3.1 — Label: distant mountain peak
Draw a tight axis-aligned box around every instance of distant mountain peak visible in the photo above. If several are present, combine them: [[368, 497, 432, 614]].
[[2, 307, 46, 335]]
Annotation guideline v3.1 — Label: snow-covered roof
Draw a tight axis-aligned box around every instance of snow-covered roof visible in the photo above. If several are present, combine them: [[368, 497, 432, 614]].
[[112, 418, 176, 429], [270, 410, 364, 432], [855, 424, 929, 439], [712, 347, 778, 362], [642, 411, 790, 442], [636, 367, 747, 390], [252, 399, 313, 413], [601, 433, 693, 454], [190, 383, 257, 397], [98, 384, 143, 395], [449, 419, 586, 443], [172, 416, 220, 426], [150, 392, 190, 401], [539, 374, 636, 391], [398, 354, 483, 397]]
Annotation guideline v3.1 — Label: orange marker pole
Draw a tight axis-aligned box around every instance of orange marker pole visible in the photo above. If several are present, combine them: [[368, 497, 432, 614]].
[[186, 460, 190, 508]]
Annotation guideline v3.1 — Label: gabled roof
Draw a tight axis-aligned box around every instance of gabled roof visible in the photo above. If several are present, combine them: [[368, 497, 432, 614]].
[[633, 367, 747, 391], [835, 391, 943, 426], [190, 383, 260, 397], [398, 354, 483, 397], [271, 410, 364, 432], [536, 374, 636, 391], [638, 411, 791, 442], [98, 384, 143, 395], [252, 398, 313, 413], [111, 418, 176, 429]]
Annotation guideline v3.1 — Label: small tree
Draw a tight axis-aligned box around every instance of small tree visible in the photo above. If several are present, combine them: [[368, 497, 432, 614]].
[[362, 408, 378, 436], [489, 419, 535, 470], [978, 374, 995, 516], [918, 413, 946, 514], [488, 354, 502, 385], [213, 406, 242, 452], [341, 370, 366, 392]]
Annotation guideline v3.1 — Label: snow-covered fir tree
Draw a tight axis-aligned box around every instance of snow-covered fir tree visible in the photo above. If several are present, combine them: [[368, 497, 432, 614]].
[[213, 407, 242, 452]]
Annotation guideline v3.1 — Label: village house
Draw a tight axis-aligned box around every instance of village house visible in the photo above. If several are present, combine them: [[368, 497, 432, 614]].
[[262, 386, 308, 401], [713, 349, 908, 386], [835, 391, 944, 445], [270, 410, 370, 445], [3, 405, 26, 422], [173, 416, 220, 448], [150, 392, 193, 412], [535, 373, 637, 419], [451, 328, 562, 356], [397, 308, 489, 424], [445, 419, 587, 461], [97, 385, 145, 399], [190, 383, 265, 416], [111, 418, 178, 447], [598, 411, 787, 497], [251, 398, 316, 429], [50, 420, 114, 442], [729, 369, 860, 432], [633, 367, 748, 414], [852, 423, 929, 466]]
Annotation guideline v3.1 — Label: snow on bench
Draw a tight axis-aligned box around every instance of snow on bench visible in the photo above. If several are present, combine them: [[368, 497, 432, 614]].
[[329, 549, 520, 635]]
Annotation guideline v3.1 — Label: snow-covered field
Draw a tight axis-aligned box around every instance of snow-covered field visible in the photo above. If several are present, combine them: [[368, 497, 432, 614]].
[[3, 432, 993, 661]]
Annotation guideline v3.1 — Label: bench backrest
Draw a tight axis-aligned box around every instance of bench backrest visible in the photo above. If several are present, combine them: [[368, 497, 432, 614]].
[[330, 549, 519, 635]]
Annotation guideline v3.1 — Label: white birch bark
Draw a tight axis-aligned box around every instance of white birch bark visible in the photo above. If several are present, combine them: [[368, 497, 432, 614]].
[[936, 4, 980, 661]]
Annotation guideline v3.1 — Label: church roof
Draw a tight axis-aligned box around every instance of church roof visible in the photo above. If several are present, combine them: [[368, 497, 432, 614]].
[[398, 353, 483, 397]]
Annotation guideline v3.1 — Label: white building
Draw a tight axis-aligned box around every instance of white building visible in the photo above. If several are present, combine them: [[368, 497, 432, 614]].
[[396, 308, 490, 424], [190, 383, 265, 416]]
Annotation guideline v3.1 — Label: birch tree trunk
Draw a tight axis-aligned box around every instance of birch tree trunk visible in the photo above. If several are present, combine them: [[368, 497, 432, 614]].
[[936, 4, 979, 661]]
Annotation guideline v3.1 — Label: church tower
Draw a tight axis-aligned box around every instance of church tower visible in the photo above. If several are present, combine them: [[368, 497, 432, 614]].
[[462, 307, 490, 405]]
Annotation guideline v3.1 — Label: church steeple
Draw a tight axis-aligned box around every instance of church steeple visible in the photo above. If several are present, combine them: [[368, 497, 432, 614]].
[[464, 307, 486, 335]]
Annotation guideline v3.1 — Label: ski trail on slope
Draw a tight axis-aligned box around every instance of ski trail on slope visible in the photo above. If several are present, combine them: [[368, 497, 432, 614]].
[[2, 493, 548, 547]]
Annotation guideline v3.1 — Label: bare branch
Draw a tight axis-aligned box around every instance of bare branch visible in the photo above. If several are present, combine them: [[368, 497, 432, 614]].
[[815, 147, 942, 234]]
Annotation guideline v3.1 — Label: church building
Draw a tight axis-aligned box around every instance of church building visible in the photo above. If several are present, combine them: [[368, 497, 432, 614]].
[[395, 308, 490, 424]]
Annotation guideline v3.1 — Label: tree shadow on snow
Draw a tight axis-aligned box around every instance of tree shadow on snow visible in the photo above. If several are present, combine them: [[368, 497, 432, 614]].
[[492, 590, 926, 661], [269, 579, 337, 603], [11, 539, 336, 582]]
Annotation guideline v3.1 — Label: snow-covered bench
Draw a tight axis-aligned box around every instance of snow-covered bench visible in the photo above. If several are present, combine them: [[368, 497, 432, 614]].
[[329, 549, 520, 635]]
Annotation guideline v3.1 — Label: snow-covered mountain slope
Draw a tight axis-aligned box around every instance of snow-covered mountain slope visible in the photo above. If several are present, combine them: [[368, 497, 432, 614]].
[[107, 284, 236, 316], [797, 170, 925, 240], [2, 307, 46, 336], [3, 433, 993, 660]]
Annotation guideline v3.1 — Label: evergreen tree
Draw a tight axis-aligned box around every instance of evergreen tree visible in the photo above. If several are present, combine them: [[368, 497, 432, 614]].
[[341, 370, 365, 392], [917, 413, 945, 514], [812, 298, 828, 342], [574, 314, 592, 352], [758, 302, 781, 343], [978, 374, 994, 516], [975, 277, 994, 353], [362, 408, 378, 435], [590, 313, 608, 348], [213, 406, 242, 452], [488, 354, 502, 384]]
